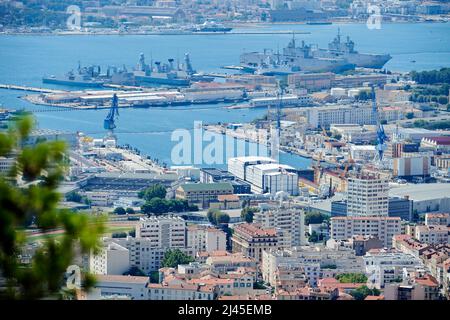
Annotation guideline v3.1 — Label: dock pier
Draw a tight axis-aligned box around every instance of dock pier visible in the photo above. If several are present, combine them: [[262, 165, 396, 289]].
[[0, 84, 65, 94]]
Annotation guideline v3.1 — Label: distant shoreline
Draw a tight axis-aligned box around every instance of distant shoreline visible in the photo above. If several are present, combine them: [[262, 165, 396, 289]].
[[0, 21, 447, 37]]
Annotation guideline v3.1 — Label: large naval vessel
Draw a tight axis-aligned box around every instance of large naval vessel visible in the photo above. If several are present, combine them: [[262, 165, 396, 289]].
[[239, 31, 391, 75], [42, 53, 212, 87], [313, 29, 392, 69], [133, 53, 213, 86]]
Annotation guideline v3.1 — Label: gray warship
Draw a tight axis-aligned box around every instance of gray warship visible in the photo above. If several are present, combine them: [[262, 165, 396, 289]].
[[313, 29, 392, 69], [239, 31, 391, 75], [240, 36, 355, 75], [133, 53, 213, 86]]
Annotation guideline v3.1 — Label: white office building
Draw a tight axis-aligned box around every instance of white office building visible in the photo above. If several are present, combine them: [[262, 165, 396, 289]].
[[187, 225, 227, 254], [90, 241, 130, 275], [363, 249, 424, 289], [136, 216, 187, 248], [228, 156, 276, 181], [347, 173, 389, 217], [254, 204, 307, 247], [305, 104, 375, 128], [91, 275, 149, 300], [331, 216, 402, 247], [262, 246, 364, 287]]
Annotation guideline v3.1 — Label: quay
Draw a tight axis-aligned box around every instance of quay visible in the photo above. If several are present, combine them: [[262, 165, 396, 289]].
[[0, 83, 65, 94]]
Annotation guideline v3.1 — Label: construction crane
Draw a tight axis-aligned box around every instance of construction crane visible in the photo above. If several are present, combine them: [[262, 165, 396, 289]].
[[268, 80, 286, 160], [371, 85, 387, 162], [104, 93, 119, 139]]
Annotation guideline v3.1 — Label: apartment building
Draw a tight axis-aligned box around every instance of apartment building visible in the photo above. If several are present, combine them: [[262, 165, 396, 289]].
[[147, 282, 216, 300], [112, 236, 195, 273], [384, 274, 440, 300], [276, 287, 339, 300], [305, 104, 375, 129], [425, 213, 450, 226], [136, 216, 187, 248], [253, 204, 307, 247], [0, 156, 14, 173], [288, 72, 335, 91], [330, 216, 402, 247], [346, 173, 389, 217], [175, 182, 234, 208], [205, 251, 257, 273], [228, 156, 276, 181], [91, 275, 149, 300], [90, 242, 130, 275], [413, 225, 449, 245], [262, 246, 364, 288], [187, 225, 227, 254], [228, 156, 298, 195], [91, 216, 195, 273], [363, 249, 424, 289], [231, 223, 279, 263]]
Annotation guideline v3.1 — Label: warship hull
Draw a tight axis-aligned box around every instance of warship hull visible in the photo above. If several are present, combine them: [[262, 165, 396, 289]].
[[42, 77, 104, 87], [315, 49, 391, 69], [134, 75, 190, 86]]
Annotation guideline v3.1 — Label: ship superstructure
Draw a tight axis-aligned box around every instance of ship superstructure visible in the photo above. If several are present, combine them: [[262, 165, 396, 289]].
[[240, 31, 392, 75], [313, 29, 392, 69], [240, 35, 355, 75]]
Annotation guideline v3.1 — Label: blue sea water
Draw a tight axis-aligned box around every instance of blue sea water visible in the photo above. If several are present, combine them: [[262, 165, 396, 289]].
[[0, 23, 449, 169]]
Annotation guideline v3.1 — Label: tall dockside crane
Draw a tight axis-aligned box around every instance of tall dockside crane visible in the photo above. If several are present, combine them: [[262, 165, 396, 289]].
[[104, 93, 119, 140], [268, 80, 285, 160], [371, 85, 387, 162]]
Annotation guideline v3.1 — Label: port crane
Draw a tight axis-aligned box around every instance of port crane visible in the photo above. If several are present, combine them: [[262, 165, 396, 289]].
[[267, 80, 285, 160], [104, 93, 119, 139], [371, 85, 387, 163]]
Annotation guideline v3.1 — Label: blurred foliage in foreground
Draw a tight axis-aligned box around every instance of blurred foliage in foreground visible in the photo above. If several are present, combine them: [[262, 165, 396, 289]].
[[0, 116, 105, 299]]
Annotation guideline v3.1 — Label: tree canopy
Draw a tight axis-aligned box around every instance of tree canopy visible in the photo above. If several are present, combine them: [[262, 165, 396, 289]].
[[0, 116, 105, 299], [161, 249, 193, 268], [207, 209, 230, 226], [241, 207, 259, 223], [141, 198, 196, 215], [410, 68, 450, 84], [336, 273, 368, 284], [113, 207, 126, 215], [305, 212, 329, 225], [350, 286, 381, 300], [138, 184, 167, 202]]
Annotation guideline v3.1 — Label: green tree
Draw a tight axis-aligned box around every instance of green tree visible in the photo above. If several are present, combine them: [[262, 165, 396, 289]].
[[207, 209, 230, 225], [305, 212, 329, 225], [405, 112, 414, 119], [161, 249, 194, 268], [138, 184, 167, 201], [308, 231, 320, 243], [336, 273, 368, 283], [113, 207, 126, 215], [241, 207, 259, 223], [141, 198, 167, 215], [125, 207, 135, 215], [0, 116, 105, 299], [350, 286, 381, 300], [111, 232, 127, 238], [66, 191, 82, 203], [123, 266, 146, 277]]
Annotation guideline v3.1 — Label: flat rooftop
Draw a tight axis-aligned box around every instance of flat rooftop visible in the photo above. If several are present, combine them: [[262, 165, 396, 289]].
[[389, 183, 450, 202]]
